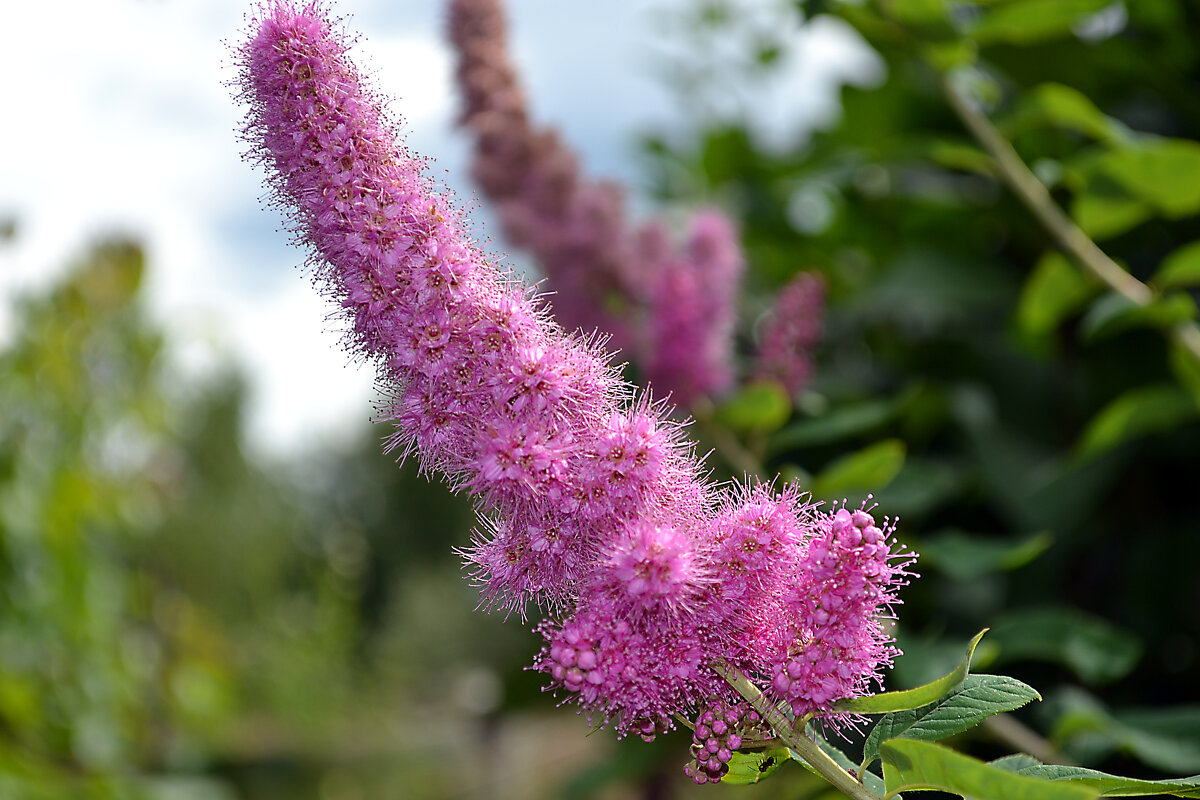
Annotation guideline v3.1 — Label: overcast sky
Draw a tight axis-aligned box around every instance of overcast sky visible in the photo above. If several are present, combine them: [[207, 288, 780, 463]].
[[0, 0, 880, 458]]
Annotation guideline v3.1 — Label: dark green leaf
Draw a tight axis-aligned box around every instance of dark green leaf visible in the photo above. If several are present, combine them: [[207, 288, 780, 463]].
[[988, 608, 1141, 685], [918, 530, 1053, 580], [1081, 291, 1198, 343], [721, 748, 789, 785], [1076, 384, 1199, 460], [835, 629, 988, 714], [768, 394, 908, 454], [1051, 691, 1200, 773], [861, 674, 1041, 770], [1017, 252, 1101, 342], [1169, 340, 1200, 407], [880, 740, 1098, 800], [811, 439, 906, 500]]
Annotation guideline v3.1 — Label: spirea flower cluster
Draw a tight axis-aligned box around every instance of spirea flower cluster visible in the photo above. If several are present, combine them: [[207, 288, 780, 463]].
[[236, 0, 914, 759], [448, 0, 743, 405], [755, 271, 825, 396]]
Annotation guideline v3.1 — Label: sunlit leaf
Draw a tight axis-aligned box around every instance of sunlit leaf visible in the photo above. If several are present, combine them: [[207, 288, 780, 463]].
[[1009, 83, 1130, 145], [969, 0, 1114, 44], [861, 674, 1041, 770], [835, 629, 988, 714], [811, 439, 906, 500], [882, 740, 1098, 800], [714, 380, 792, 434], [721, 748, 789, 784], [1153, 241, 1200, 290]]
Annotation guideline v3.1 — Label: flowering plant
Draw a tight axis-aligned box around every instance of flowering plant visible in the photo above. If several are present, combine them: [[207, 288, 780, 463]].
[[233, 2, 1200, 796]]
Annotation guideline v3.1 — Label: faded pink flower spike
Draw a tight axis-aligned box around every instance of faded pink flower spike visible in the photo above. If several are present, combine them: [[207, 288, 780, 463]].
[[755, 271, 826, 396], [236, 0, 914, 745], [448, 0, 744, 404]]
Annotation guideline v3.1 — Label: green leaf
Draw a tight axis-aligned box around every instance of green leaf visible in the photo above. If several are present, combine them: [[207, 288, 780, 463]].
[[1071, 192, 1153, 240], [861, 674, 1042, 770], [1153, 241, 1200, 290], [881, 740, 1098, 800], [1051, 690, 1200, 773], [790, 727, 890, 798], [1080, 291, 1199, 343], [928, 140, 995, 176], [835, 629, 988, 714], [1017, 252, 1101, 341], [1076, 384, 1199, 460], [1169, 340, 1200, 407], [1102, 139, 1200, 218], [969, 0, 1114, 44], [810, 439, 906, 500], [1010, 83, 1130, 145], [721, 748, 789, 785], [1016, 765, 1200, 798], [713, 380, 792, 434], [918, 530, 1053, 580], [768, 396, 905, 453], [891, 0, 948, 24], [987, 607, 1141, 685]]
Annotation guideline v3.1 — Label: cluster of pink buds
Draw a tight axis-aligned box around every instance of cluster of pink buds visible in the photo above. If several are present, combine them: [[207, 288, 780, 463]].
[[235, 0, 914, 775], [684, 698, 764, 784]]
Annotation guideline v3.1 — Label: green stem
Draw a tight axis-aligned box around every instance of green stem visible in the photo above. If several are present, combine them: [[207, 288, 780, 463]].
[[939, 74, 1200, 366], [713, 659, 883, 800]]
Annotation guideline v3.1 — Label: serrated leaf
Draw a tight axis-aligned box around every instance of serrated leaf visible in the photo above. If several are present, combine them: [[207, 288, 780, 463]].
[[811, 439, 906, 500], [713, 380, 792, 434], [1153, 241, 1200, 290], [1076, 384, 1199, 460], [988, 608, 1141, 685], [721, 748, 789, 784], [861, 674, 1041, 770], [1017, 765, 1200, 798], [969, 0, 1114, 44], [993, 754, 1047, 773], [881, 740, 1098, 800], [918, 530, 1053, 580], [1017, 252, 1101, 341], [836, 629, 988, 715]]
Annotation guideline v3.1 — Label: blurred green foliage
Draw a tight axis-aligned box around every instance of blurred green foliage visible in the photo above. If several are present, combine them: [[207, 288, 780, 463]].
[[645, 0, 1200, 784], [5, 0, 1200, 797]]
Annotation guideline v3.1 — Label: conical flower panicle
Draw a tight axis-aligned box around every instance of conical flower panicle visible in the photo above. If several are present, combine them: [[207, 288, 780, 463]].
[[237, 0, 916, 747]]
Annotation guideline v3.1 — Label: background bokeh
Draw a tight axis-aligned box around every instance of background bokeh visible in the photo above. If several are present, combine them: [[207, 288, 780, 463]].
[[2, 0, 1199, 798]]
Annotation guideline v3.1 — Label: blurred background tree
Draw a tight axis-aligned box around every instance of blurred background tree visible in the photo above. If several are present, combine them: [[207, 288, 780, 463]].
[[2, 0, 1200, 798]]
